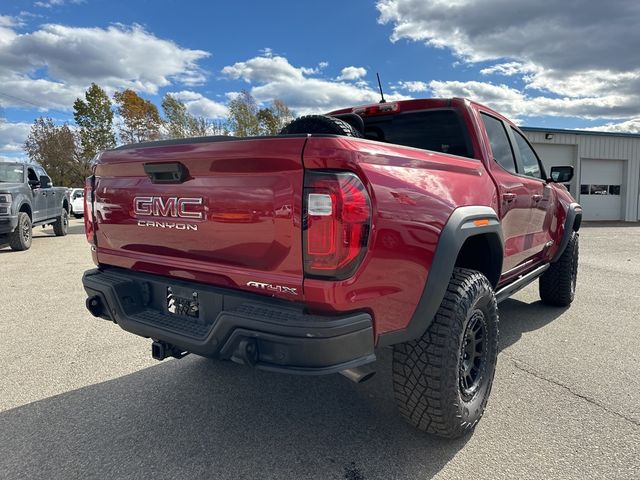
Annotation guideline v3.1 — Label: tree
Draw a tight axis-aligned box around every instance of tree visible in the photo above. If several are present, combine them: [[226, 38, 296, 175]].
[[113, 89, 162, 144], [226, 91, 260, 137], [161, 93, 223, 139], [162, 94, 191, 139], [23, 117, 82, 186], [73, 83, 116, 161], [227, 91, 295, 137], [270, 99, 294, 133]]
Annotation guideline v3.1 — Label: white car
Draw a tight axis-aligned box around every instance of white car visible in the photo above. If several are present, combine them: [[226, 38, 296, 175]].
[[70, 188, 84, 218]]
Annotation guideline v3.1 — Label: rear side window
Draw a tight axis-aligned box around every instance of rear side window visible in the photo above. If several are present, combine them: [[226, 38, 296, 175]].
[[511, 128, 543, 179], [481, 113, 516, 173], [363, 110, 473, 158]]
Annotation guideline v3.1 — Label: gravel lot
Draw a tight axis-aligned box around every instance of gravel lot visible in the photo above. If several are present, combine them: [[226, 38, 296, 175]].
[[1, 218, 639, 479]]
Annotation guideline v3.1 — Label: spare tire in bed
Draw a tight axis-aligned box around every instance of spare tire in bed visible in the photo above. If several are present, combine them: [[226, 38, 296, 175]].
[[279, 115, 363, 137]]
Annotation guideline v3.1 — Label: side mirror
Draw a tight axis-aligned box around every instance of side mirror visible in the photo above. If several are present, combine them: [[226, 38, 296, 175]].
[[548, 166, 573, 183], [39, 175, 52, 188]]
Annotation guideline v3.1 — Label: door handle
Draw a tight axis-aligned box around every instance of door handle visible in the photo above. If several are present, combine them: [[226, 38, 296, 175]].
[[532, 194, 542, 202], [503, 192, 516, 203]]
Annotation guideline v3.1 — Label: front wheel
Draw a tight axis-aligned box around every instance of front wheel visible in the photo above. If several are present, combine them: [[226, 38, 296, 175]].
[[392, 268, 499, 438], [9, 212, 33, 251], [53, 209, 69, 236]]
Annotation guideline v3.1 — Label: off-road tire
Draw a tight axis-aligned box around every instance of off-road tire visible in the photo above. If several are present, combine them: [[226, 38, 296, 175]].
[[9, 212, 33, 251], [279, 115, 363, 137], [53, 209, 69, 236], [539, 231, 579, 306], [392, 268, 499, 438]]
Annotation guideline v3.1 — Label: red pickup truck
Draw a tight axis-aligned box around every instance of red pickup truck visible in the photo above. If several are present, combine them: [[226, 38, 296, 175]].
[[82, 98, 581, 438]]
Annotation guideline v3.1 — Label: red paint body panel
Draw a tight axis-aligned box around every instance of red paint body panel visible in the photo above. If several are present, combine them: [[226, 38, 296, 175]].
[[301, 136, 495, 336], [89, 98, 578, 343], [93, 137, 306, 299]]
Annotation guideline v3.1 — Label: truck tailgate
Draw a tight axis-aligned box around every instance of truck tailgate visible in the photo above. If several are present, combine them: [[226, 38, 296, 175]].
[[92, 137, 306, 300]]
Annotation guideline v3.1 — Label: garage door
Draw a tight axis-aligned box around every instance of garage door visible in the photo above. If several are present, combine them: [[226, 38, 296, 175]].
[[580, 159, 623, 221], [532, 144, 576, 194]]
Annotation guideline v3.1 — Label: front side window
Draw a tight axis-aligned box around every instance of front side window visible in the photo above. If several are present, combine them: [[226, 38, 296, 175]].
[[0, 164, 24, 183], [511, 128, 543, 179], [480, 113, 516, 173]]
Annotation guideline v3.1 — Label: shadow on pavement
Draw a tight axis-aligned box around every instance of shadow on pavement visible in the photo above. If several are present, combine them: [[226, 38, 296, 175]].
[[498, 298, 567, 352], [0, 285, 566, 479], [0, 348, 469, 480]]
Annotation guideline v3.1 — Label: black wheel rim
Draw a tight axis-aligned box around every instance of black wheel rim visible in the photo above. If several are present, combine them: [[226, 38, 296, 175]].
[[459, 309, 488, 400], [63, 212, 68, 231], [21, 218, 31, 242]]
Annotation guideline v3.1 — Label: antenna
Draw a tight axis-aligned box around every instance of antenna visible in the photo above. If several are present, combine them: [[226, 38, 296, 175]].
[[376, 73, 386, 103]]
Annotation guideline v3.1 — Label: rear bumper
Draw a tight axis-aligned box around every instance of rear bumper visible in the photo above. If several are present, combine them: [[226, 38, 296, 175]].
[[82, 267, 375, 374], [0, 215, 18, 235]]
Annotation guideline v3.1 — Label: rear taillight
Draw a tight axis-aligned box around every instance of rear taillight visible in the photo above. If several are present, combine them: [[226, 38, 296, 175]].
[[84, 175, 95, 245], [303, 171, 371, 279]]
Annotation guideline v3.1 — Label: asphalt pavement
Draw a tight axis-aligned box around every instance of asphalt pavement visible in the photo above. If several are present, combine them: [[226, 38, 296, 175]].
[[1, 219, 639, 479]]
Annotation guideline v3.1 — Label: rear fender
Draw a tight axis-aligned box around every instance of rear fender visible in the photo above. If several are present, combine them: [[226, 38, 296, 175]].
[[377, 206, 503, 346]]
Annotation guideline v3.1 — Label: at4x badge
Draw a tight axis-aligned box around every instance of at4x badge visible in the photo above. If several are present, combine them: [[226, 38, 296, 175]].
[[246, 281, 298, 296]]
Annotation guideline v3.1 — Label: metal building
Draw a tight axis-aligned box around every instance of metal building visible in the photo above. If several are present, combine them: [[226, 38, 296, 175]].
[[522, 127, 640, 222]]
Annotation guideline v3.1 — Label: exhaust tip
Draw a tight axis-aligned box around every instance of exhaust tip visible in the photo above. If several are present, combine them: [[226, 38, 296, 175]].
[[86, 295, 103, 317], [340, 365, 376, 384]]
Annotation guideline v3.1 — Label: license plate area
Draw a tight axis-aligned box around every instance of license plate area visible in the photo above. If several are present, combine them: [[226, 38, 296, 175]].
[[166, 285, 199, 318]]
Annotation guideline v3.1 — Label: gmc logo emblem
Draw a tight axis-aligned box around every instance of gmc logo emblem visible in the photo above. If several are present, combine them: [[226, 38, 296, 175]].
[[133, 196, 204, 219]]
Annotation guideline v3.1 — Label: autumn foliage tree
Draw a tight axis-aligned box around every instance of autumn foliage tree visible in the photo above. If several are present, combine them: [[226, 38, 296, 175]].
[[227, 91, 295, 136], [23, 117, 81, 186], [161, 94, 224, 139], [20, 85, 295, 185], [113, 89, 162, 144]]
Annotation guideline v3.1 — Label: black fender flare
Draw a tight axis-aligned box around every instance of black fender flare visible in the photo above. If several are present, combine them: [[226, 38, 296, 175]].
[[16, 197, 32, 218], [551, 202, 582, 263], [377, 206, 504, 347]]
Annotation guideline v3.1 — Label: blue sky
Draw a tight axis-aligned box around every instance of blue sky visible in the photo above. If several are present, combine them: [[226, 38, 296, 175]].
[[1, 0, 639, 159]]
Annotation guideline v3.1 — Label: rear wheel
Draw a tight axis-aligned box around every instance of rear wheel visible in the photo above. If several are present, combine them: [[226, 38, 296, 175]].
[[53, 209, 69, 236], [392, 268, 499, 438], [9, 212, 33, 251], [539, 231, 579, 306]]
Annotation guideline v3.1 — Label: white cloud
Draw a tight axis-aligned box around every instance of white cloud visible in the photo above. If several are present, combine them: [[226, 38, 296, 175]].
[[169, 91, 228, 119], [0, 121, 32, 154], [0, 23, 210, 111], [428, 80, 628, 121], [377, 0, 640, 123], [337, 66, 367, 81], [35, 0, 85, 8], [222, 55, 407, 115], [395, 80, 429, 92], [480, 62, 536, 77], [0, 15, 23, 28], [582, 119, 640, 134]]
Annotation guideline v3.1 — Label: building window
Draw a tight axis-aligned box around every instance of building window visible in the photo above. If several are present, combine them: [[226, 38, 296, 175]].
[[580, 184, 621, 196]]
